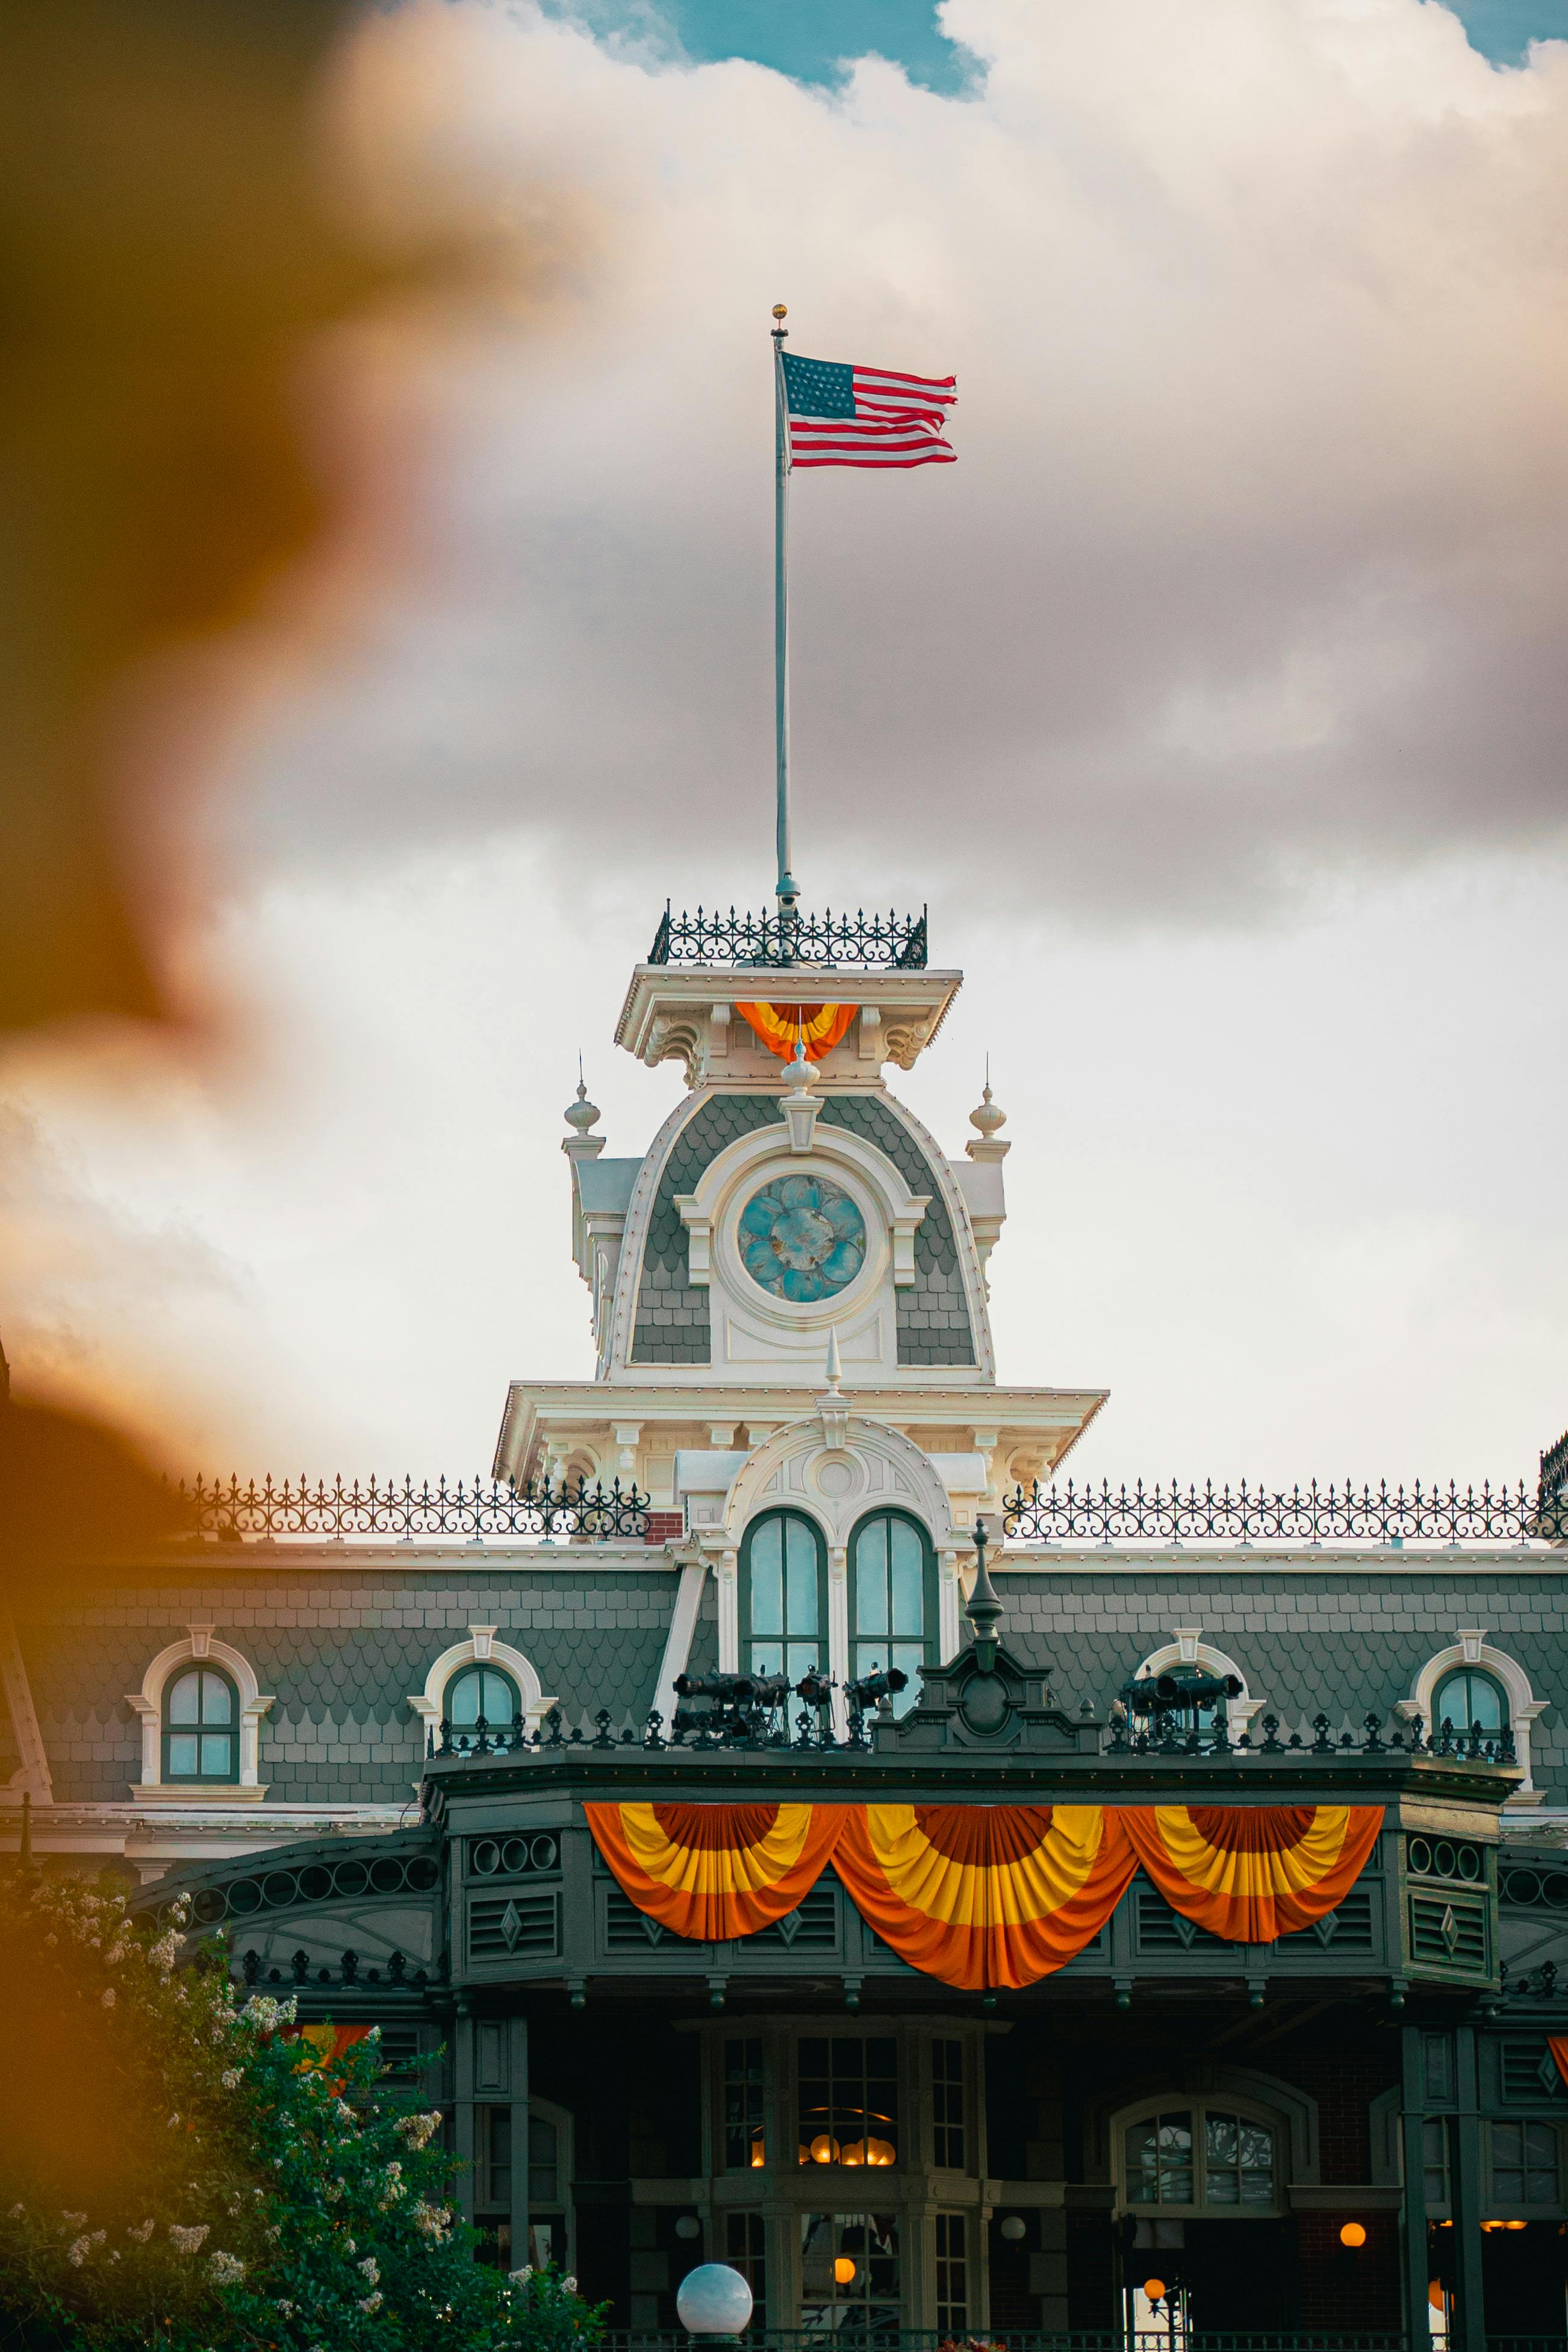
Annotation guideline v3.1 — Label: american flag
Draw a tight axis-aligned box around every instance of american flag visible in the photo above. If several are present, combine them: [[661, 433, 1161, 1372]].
[[782, 352, 956, 470]]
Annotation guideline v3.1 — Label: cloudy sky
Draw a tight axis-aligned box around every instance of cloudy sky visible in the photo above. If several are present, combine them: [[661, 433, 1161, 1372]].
[[2, 0, 1566, 1489]]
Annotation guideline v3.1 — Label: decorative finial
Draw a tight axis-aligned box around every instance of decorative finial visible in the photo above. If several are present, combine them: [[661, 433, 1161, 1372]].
[[565, 1073, 600, 1135], [824, 1326, 842, 1392], [772, 303, 788, 320], [969, 1074, 1006, 1139], [965, 1516, 1004, 1668]]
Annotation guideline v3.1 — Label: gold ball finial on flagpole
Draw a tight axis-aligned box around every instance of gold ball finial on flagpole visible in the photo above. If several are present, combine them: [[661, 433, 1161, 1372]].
[[772, 304, 787, 319]]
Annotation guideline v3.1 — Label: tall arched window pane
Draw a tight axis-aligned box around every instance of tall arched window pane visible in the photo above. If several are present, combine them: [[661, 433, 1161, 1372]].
[[163, 1666, 237, 1782], [1433, 1667, 1506, 1737], [850, 1512, 934, 1714], [742, 1511, 824, 1685]]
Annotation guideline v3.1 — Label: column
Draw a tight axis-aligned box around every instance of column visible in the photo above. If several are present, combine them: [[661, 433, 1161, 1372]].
[[1399, 2026, 1431, 2352], [1451, 2025, 1486, 2352], [453, 1999, 476, 2225], [509, 2013, 530, 2274]]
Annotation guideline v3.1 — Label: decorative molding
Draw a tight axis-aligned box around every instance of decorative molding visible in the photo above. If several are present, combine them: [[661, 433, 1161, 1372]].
[[126, 1632, 274, 1794], [1, 1607, 52, 1802], [406, 1634, 553, 1740], [1402, 1632, 1547, 1797]]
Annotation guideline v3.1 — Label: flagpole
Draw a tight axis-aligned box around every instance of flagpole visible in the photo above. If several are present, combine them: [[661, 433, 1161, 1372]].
[[771, 304, 799, 921]]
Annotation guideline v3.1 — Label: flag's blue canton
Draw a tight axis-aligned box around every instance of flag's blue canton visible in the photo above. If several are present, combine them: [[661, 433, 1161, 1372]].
[[782, 353, 856, 418]]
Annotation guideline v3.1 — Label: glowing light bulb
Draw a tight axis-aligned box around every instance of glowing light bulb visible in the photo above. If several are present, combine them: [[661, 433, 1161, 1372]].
[[1340, 2223, 1367, 2249], [834, 2257, 857, 2286]]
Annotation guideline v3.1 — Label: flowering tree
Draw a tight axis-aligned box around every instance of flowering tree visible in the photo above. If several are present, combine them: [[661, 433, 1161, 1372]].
[[0, 1864, 605, 2351]]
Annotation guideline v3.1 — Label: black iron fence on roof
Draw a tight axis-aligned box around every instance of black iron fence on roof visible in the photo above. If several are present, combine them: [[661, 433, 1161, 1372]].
[[424, 1697, 1514, 1765], [175, 1474, 651, 1544], [1000, 1478, 1568, 1548], [648, 902, 928, 969], [590, 2333, 1411, 2352]]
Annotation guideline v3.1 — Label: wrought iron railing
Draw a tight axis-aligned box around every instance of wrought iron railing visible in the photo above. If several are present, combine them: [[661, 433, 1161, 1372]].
[[1001, 1479, 1568, 1548], [425, 1699, 1513, 1765], [590, 2334, 1407, 2352], [174, 1475, 651, 1544], [649, 903, 928, 969]]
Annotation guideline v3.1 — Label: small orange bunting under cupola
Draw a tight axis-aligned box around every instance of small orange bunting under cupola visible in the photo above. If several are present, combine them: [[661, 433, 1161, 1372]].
[[735, 1001, 857, 1061]]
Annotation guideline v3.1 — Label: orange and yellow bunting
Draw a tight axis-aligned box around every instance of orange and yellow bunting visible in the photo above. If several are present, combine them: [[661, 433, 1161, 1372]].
[[1121, 1804, 1384, 1942], [735, 1002, 857, 1062], [833, 1803, 1139, 1990], [584, 1801, 848, 1940], [1549, 2039, 1568, 2093], [282, 2021, 373, 2086]]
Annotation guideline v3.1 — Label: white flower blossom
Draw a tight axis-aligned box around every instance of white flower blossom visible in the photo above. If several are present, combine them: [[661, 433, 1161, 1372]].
[[166, 2114, 181, 2130], [127, 2220, 155, 2243], [220, 2070, 241, 2091], [276, 2301, 294, 2318], [66, 2232, 105, 2267], [266, 2224, 282, 2241], [147, 1930, 181, 1972], [60, 2212, 86, 2229], [396, 2111, 442, 2151], [207, 2250, 246, 2285], [509, 2266, 535, 2286], [7, 2204, 24, 2220], [357, 2256, 379, 2285], [564, 2275, 579, 2293], [357, 2292, 384, 2315], [410, 2201, 450, 2240], [169, 2224, 210, 2255]]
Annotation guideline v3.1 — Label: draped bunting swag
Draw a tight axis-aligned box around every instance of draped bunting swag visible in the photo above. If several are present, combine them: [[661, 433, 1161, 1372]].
[[584, 1802, 1384, 1988], [1548, 2038, 1568, 2094], [833, 1803, 1139, 1991], [583, 1800, 848, 1940], [735, 1002, 857, 1062], [1120, 1803, 1385, 1942]]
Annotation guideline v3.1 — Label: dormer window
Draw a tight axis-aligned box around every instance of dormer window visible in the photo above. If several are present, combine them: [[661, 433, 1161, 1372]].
[[446, 1664, 521, 1738], [162, 1666, 238, 1784], [1433, 1666, 1507, 1740]]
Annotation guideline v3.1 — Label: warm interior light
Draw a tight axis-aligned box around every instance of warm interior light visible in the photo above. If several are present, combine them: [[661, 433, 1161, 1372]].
[[810, 2133, 839, 2165], [1428, 2283, 1446, 2312], [834, 2257, 857, 2285], [1507, 2220, 1528, 2232], [839, 2140, 865, 2167], [1142, 2280, 1167, 2303], [865, 2136, 896, 2167], [750, 2144, 765, 2170], [1340, 2223, 1367, 2249]]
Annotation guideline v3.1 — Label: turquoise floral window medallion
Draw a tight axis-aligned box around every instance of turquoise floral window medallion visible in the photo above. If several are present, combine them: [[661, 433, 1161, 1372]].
[[738, 1173, 867, 1302]]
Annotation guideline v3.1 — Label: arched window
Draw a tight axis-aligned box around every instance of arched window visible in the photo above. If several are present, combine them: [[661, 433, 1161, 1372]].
[[162, 1666, 239, 1784], [1433, 1667, 1507, 1739], [445, 1664, 522, 1738], [1120, 2100, 1281, 2214], [739, 1510, 826, 1684], [849, 1510, 936, 1714]]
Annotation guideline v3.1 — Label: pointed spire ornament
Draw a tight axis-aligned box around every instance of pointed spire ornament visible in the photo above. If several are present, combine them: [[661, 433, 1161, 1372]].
[[565, 1069, 600, 1136], [965, 1515, 1004, 1669]]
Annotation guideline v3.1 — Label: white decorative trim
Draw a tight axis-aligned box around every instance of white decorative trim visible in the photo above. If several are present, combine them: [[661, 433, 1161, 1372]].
[[126, 1631, 273, 1794], [1, 1607, 52, 1802], [1401, 1632, 1547, 1798], [1131, 1628, 1263, 1739], [653, 1561, 709, 1726], [674, 1118, 929, 1304], [406, 1630, 555, 1742]]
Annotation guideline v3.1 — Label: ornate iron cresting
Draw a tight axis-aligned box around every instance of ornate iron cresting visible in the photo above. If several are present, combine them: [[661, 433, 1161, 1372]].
[[1543, 1427, 1568, 1499], [425, 1697, 1507, 1763], [175, 1474, 651, 1543], [1001, 1478, 1568, 1548], [649, 901, 928, 969]]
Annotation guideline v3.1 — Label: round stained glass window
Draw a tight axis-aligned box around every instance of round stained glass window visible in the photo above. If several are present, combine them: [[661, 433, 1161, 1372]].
[[738, 1172, 867, 1302]]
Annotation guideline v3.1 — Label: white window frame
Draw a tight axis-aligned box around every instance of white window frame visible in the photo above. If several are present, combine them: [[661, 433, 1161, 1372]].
[[125, 1625, 272, 1802], [406, 1626, 555, 1747], [1400, 1631, 1546, 1800], [1114, 2091, 1287, 2218]]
